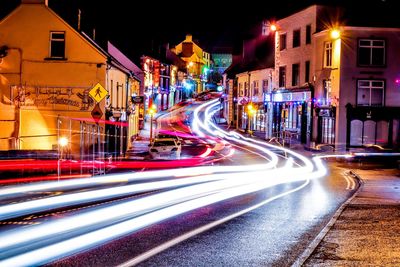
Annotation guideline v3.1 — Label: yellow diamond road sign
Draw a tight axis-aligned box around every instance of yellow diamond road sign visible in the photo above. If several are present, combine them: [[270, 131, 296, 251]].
[[89, 83, 108, 103]]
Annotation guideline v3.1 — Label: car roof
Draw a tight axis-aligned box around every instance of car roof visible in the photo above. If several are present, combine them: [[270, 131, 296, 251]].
[[153, 138, 177, 142]]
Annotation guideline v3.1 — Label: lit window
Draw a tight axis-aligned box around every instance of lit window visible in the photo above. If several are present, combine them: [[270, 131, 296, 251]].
[[49, 31, 65, 59], [357, 80, 384, 106], [358, 39, 385, 66]]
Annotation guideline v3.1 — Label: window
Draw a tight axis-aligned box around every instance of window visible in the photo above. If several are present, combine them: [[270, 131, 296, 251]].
[[292, 63, 300, 86], [262, 79, 268, 93], [305, 61, 310, 83], [244, 81, 248, 96], [49, 31, 65, 58], [293, 29, 301, 48], [239, 82, 243, 96], [358, 39, 385, 66], [323, 79, 332, 105], [280, 33, 287, 50], [279, 66, 286, 88], [324, 42, 332, 68], [306, 24, 312, 44], [253, 80, 259, 96], [357, 80, 384, 106]]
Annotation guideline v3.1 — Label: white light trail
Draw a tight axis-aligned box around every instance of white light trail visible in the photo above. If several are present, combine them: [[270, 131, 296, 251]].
[[0, 98, 333, 266]]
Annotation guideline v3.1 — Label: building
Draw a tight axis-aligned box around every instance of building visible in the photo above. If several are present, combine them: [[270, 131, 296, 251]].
[[273, 5, 400, 150], [106, 42, 143, 154], [0, 0, 107, 158], [211, 47, 233, 75], [314, 26, 400, 150], [172, 34, 210, 94]]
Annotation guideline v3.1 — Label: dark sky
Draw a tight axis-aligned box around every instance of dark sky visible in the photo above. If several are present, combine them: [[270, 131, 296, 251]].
[[1, 0, 399, 63]]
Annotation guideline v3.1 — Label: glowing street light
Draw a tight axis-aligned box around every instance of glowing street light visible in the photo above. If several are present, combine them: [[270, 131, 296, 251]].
[[270, 24, 277, 32], [247, 103, 256, 135], [148, 104, 157, 142], [330, 29, 341, 39], [58, 137, 68, 147]]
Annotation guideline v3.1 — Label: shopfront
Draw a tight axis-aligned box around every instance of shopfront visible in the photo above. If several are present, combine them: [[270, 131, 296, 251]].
[[268, 90, 312, 144]]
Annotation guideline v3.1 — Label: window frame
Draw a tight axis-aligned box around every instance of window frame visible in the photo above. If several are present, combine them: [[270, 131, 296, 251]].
[[292, 29, 301, 48], [292, 63, 300, 86], [306, 24, 312, 44], [356, 79, 385, 107], [305, 60, 310, 83], [279, 66, 286, 88], [357, 38, 386, 67], [280, 33, 287, 51], [49, 31, 66, 59], [323, 41, 332, 68]]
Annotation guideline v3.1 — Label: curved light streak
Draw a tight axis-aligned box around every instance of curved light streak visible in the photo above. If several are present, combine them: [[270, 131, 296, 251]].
[[0, 98, 333, 266]]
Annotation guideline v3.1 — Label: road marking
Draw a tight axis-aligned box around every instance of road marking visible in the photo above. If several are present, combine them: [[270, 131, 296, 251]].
[[117, 179, 310, 267], [342, 171, 356, 190]]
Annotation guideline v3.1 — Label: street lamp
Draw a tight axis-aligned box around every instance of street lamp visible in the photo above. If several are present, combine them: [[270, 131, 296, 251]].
[[247, 103, 256, 135], [57, 136, 68, 178], [148, 104, 157, 142]]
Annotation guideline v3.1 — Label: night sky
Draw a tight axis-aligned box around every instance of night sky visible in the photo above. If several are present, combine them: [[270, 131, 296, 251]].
[[1, 0, 399, 63]]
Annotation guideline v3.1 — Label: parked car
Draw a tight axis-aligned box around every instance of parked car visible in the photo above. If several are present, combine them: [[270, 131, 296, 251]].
[[149, 138, 182, 160]]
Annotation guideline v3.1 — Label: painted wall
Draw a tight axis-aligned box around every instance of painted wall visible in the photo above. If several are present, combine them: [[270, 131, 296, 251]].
[[0, 3, 106, 153]]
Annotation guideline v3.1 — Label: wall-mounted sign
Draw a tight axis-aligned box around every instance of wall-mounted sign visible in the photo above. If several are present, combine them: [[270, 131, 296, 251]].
[[131, 96, 144, 104]]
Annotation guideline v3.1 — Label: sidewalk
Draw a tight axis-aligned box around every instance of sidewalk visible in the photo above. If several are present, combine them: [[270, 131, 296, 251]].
[[301, 168, 400, 266]]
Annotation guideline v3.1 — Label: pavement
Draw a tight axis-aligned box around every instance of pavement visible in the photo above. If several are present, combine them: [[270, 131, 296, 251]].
[[134, 106, 400, 266]]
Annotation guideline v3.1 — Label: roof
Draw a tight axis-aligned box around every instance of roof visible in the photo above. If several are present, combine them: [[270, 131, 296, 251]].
[[107, 41, 143, 78]]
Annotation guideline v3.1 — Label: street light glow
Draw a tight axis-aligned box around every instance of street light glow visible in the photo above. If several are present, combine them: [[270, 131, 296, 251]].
[[270, 24, 277, 31], [58, 137, 68, 147], [330, 29, 340, 39]]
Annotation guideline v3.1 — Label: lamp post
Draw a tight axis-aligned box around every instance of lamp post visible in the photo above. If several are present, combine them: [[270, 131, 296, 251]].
[[148, 104, 157, 142], [247, 103, 256, 136]]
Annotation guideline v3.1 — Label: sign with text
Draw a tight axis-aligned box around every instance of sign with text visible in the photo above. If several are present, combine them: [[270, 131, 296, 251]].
[[131, 96, 144, 104]]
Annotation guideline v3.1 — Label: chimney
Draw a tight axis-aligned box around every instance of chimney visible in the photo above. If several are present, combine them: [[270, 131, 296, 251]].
[[21, 0, 48, 5], [185, 34, 193, 42]]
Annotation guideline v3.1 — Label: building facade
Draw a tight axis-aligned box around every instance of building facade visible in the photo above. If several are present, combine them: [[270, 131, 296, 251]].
[[273, 5, 400, 150], [0, 0, 107, 158], [313, 26, 400, 150], [172, 34, 210, 94]]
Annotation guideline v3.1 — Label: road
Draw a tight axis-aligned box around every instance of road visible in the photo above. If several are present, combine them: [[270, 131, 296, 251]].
[[0, 99, 357, 266]]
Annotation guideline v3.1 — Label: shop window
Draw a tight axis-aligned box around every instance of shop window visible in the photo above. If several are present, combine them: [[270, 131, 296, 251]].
[[357, 80, 384, 106]]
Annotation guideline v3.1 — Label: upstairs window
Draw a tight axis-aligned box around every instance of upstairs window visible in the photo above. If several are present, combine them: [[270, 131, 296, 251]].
[[280, 33, 287, 50], [262, 79, 268, 93], [306, 24, 312, 44], [358, 39, 385, 67], [253, 80, 259, 96], [49, 31, 65, 59], [292, 63, 300, 86], [279, 66, 286, 88], [293, 29, 301, 48], [324, 42, 332, 68], [357, 80, 385, 106], [305, 61, 310, 83]]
